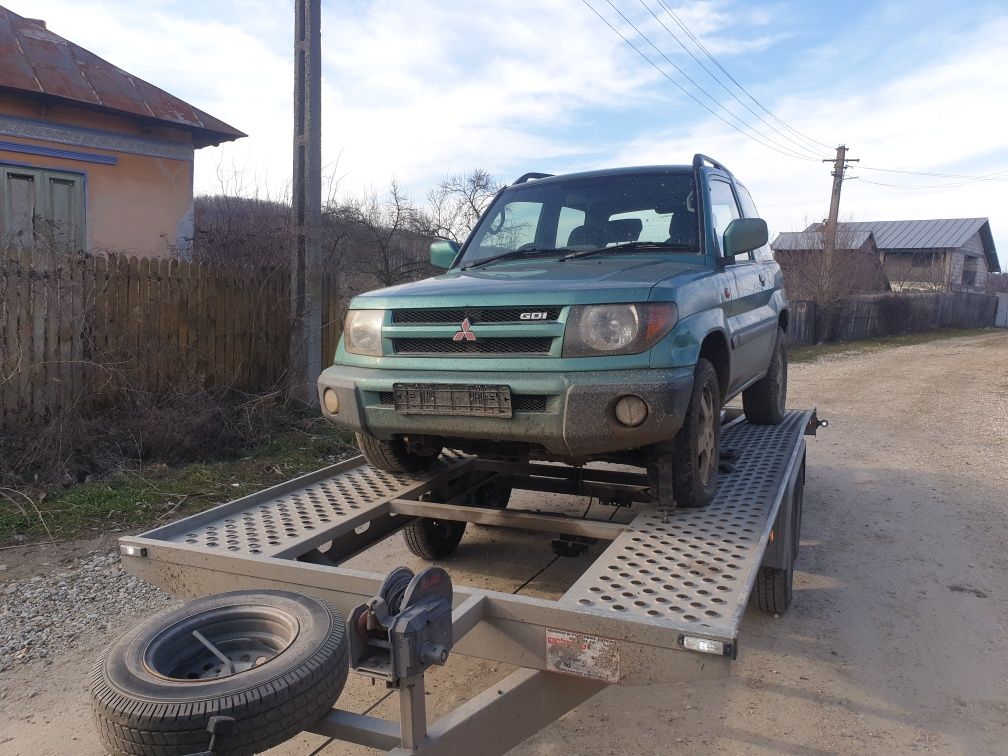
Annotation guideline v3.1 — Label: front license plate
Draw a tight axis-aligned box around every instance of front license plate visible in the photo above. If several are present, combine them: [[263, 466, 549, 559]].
[[393, 383, 512, 418]]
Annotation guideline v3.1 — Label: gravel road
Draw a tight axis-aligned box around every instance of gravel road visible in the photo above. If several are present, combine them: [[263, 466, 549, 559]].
[[1, 330, 1006, 755]]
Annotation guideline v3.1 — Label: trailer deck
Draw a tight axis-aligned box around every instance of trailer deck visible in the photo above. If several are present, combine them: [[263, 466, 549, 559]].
[[117, 409, 817, 754]]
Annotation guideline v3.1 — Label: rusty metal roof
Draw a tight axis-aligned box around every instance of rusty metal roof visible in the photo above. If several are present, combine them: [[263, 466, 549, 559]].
[[0, 7, 245, 147], [803, 218, 1000, 273]]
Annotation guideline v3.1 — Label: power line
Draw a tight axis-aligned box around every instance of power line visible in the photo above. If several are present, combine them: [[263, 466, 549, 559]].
[[652, 0, 834, 152], [854, 175, 1008, 190], [599, 0, 823, 161], [639, 0, 825, 158], [858, 165, 1008, 180], [581, 0, 822, 162]]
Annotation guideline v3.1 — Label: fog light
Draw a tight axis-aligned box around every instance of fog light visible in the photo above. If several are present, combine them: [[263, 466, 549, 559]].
[[323, 388, 340, 414], [614, 395, 648, 427]]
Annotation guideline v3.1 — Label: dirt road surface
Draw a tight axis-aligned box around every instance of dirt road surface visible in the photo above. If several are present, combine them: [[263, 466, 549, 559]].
[[2, 331, 1006, 755]]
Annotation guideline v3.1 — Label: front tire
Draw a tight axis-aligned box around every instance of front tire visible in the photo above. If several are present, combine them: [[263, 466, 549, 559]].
[[356, 432, 442, 473], [669, 358, 722, 508], [742, 326, 788, 425]]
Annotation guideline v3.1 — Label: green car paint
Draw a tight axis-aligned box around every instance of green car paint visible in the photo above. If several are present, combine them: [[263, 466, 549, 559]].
[[318, 157, 787, 462]]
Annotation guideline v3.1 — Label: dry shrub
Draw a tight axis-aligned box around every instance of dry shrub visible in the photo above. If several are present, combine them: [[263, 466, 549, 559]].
[[0, 385, 289, 489]]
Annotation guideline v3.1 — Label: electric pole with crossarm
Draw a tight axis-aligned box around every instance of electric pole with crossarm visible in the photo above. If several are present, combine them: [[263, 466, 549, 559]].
[[822, 145, 858, 253]]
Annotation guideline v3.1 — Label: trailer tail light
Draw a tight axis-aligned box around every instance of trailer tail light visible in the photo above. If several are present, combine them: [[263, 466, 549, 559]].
[[679, 634, 734, 657]]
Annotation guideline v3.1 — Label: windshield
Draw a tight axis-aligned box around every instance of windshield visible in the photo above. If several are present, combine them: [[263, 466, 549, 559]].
[[460, 171, 700, 267]]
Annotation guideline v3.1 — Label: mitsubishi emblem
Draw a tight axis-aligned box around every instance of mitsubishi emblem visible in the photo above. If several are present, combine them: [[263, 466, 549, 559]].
[[452, 318, 476, 342]]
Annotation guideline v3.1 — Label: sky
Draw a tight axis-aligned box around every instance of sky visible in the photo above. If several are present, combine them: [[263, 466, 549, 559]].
[[16, 0, 1008, 267]]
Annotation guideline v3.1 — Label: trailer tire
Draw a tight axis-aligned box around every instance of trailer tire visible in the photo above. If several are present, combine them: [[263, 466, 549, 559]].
[[90, 590, 349, 756], [753, 560, 793, 614], [356, 432, 442, 473], [743, 327, 788, 425], [403, 518, 467, 559]]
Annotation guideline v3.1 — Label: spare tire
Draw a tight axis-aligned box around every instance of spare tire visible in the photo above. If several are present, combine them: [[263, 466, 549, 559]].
[[91, 590, 349, 756]]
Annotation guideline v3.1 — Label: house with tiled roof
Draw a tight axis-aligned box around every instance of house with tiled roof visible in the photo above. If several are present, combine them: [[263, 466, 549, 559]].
[[0, 6, 245, 257]]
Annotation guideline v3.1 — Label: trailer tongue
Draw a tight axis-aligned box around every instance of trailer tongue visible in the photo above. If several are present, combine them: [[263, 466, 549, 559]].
[[103, 409, 820, 755]]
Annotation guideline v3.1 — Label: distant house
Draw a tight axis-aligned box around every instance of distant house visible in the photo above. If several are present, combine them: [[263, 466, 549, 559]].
[[801, 218, 1000, 293], [0, 7, 245, 257], [771, 228, 890, 300]]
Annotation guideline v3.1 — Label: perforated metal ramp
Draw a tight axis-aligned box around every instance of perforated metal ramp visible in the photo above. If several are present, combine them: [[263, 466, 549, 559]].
[[560, 410, 808, 640], [142, 450, 473, 558]]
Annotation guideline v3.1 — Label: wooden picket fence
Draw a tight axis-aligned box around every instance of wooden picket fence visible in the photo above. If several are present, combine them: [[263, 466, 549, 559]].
[[0, 248, 341, 430], [785, 291, 998, 346]]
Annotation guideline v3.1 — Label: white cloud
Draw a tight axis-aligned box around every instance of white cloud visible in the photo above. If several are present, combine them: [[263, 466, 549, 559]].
[[15, 0, 1008, 267]]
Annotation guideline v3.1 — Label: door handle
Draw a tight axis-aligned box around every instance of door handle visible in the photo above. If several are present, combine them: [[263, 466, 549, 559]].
[[758, 273, 766, 285]]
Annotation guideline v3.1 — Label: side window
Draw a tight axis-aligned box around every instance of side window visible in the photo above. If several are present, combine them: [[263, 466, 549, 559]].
[[736, 183, 774, 262], [0, 164, 86, 251], [476, 200, 543, 251], [707, 178, 740, 253], [556, 206, 586, 246]]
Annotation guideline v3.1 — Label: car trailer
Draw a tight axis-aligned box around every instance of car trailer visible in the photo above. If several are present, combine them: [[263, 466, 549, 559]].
[[109, 409, 823, 755]]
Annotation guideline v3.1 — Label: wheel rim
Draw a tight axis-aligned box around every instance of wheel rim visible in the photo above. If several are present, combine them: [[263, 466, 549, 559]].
[[144, 605, 299, 681], [697, 383, 717, 485]]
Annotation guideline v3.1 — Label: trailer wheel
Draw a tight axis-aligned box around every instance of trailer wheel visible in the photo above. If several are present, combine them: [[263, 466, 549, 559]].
[[753, 560, 793, 614], [91, 590, 349, 756], [742, 327, 788, 425], [356, 432, 442, 473], [403, 518, 467, 559]]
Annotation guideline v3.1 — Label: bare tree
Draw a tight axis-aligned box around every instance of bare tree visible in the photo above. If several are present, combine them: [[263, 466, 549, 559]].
[[346, 181, 432, 288], [777, 221, 888, 305], [412, 169, 503, 246], [987, 271, 1008, 294]]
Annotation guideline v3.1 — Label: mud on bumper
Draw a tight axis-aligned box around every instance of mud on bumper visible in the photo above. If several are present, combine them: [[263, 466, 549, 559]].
[[317, 365, 695, 458]]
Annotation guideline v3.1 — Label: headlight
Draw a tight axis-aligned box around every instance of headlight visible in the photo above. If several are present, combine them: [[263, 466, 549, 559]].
[[343, 309, 385, 356], [563, 303, 678, 357]]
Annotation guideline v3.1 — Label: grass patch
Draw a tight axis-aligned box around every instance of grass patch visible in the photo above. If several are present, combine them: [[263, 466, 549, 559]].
[[0, 418, 353, 545], [789, 328, 999, 364]]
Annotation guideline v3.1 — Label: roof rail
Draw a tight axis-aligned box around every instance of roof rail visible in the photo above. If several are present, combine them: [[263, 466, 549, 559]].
[[513, 172, 553, 184], [693, 154, 729, 173]]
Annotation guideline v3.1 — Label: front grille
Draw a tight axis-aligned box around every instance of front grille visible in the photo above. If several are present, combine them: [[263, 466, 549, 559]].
[[378, 391, 548, 412], [392, 337, 552, 355], [393, 307, 562, 324]]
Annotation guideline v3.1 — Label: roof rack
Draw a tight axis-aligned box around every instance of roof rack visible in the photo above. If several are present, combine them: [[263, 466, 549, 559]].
[[693, 154, 730, 173], [513, 172, 553, 184]]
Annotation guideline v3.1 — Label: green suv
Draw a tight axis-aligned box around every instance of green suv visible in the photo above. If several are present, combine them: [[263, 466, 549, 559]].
[[318, 154, 788, 509]]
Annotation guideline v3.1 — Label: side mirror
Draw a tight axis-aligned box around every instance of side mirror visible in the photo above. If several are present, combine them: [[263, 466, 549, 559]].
[[429, 240, 460, 269], [722, 217, 768, 258]]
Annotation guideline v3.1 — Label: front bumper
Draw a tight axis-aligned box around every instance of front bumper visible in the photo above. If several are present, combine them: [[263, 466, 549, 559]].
[[317, 364, 695, 458]]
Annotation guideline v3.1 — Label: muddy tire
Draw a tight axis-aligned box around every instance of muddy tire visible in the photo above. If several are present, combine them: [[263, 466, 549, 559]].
[[90, 590, 349, 756], [403, 518, 467, 559], [669, 358, 722, 508], [743, 327, 787, 425], [356, 432, 441, 473]]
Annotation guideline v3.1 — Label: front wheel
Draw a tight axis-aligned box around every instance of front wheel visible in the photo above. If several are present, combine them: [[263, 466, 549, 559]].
[[356, 433, 442, 473], [668, 358, 722, 508], [742, 326, 788, 425]]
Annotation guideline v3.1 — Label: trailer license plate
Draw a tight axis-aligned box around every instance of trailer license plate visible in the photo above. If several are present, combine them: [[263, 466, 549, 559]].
[[392, 383, 512, 418], [545, 629, 620, 682]]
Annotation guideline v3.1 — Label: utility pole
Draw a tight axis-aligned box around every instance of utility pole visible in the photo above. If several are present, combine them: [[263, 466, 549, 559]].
[[290, 0, 323, 404], [822, 145, 858, 252]]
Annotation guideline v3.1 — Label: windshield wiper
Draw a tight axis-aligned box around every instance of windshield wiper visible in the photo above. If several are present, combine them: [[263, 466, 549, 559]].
[[460, 247, 575, 270], [560, 241, 697, 261]]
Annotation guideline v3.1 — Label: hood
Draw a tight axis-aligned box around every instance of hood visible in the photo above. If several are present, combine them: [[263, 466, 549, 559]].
[[352, 256, 707, 308]]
